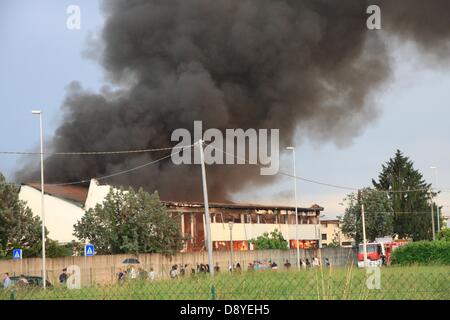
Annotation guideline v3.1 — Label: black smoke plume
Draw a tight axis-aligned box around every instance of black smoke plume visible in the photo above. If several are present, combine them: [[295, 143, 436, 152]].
[[16, 0, 450, 201]]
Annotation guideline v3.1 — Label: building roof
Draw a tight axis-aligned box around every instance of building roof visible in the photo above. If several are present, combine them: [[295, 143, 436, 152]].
[[22, 182, 324, 212], [163, 200, 324, 212], [24, 183, 89, 205]]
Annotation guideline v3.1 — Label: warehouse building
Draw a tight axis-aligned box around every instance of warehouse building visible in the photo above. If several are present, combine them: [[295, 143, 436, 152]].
[[19, 179, 324, 251]]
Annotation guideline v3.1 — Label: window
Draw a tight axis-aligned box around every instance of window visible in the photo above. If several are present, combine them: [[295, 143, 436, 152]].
[[322, 234, 327, 241]]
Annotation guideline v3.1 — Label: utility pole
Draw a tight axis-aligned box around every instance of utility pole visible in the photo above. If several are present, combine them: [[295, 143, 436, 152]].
[[360, 190, 368, 268], [286, 147, 301, 271], [199, 139, 214, 276], [431, 167, 440, 234], [32, 110, 46, 289], [431, 201, 436, 241], [229, 222, 234, 272]]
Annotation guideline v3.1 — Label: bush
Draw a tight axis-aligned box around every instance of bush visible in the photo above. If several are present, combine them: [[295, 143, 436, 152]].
[[249, 229, 288, 250], [391, 241, 450, 265]]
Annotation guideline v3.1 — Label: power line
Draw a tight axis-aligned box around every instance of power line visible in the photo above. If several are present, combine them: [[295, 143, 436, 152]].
[[49, 143, 196, 186], [1, 141, 450, 193], [208, 145, 450, 194], [0, 143, 195, 188], [0, 145, 188, 156]]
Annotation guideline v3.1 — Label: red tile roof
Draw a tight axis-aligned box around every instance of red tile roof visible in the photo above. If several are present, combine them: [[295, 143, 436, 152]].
[[25, 183, 89, 205]]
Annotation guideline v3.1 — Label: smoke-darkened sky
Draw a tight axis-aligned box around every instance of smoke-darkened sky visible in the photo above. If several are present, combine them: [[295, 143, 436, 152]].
[[1, 0, 450, 217]]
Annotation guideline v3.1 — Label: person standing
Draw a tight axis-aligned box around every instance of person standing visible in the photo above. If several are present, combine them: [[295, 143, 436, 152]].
[[59, 268, 68, 284], [117, 268, 126, 283], [18, 274, 29, 287], [312, 257, 320, 267], [170, 265, 178, 279], [284, 259, 291, 269], [305, 258, 311, 268], [148, 268, 156, 281], [3, 273, 11, 289]]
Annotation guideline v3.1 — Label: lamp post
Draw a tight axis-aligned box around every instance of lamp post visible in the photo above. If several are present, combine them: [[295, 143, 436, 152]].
[[32, 110, 46, 288], [228, 222, 234, 272], [286, 147, 300, 270], [430, 166, 440, 234]]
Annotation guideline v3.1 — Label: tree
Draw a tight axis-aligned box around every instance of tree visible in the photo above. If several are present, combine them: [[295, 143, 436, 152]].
[[437, 228, 450, 242], [326, 229, 342, 248], [73, 187, 183, 255], [341, 188, 394, 244], [249, 229, 288, 250], [372, 150, 435, 240], [0, 173, 44, 258]]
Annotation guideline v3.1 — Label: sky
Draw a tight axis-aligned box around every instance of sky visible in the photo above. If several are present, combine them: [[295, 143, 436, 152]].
[[1, 1, 449, 219]]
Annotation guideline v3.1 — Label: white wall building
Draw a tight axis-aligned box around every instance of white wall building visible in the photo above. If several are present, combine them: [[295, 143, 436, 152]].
[[18, 184, 87, 243]]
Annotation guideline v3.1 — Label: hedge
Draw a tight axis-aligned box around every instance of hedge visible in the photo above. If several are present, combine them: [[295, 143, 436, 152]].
[[391, 241, 450, 265]]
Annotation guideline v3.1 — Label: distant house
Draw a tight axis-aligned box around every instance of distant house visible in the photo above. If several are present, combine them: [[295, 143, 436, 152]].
[[320, 219, 353, 247]]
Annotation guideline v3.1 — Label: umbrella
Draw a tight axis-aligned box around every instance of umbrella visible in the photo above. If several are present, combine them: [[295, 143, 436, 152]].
[[122, 258, 140, 264]]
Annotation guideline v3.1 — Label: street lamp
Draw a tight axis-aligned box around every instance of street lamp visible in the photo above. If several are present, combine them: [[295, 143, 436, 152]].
[[286, 147, 300, 270], [32, 110, 46, 289], [228, 221, 234, 272]]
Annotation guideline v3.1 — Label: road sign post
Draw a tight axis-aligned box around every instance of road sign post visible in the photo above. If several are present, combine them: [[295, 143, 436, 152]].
[[84, 244, 95, 286], [13, 249, 22, 260], [84, 244, 95, 257]]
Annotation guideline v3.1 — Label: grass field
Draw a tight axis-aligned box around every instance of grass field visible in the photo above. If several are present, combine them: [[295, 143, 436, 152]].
[[1, 265, 449, 300]]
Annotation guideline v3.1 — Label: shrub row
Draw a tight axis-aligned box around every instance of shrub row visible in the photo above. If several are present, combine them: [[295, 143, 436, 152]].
[[391, 241, 450, 265]]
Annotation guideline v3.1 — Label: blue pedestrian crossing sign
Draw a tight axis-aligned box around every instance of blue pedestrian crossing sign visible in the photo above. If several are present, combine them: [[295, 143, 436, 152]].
[[84, 244, 95, 257], [13, 249, 22, 260]]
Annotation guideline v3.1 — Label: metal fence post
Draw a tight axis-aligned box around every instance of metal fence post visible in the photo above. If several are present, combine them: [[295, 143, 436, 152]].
[[210, 285, 216, 300]]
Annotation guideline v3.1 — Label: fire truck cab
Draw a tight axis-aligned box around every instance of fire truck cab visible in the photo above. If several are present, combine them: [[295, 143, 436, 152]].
[[357, 242, 385, 268], [357, 238, 409, 268]]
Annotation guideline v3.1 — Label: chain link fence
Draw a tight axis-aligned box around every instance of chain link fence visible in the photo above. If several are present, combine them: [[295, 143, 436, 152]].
[[1, 264, 449, 300]]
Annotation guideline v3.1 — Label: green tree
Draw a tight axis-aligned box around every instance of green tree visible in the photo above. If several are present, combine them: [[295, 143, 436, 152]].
[[249, 229, 288, 250], [326, 229, 342, 248], [73, 187, 183, 255], [341, 188, 394, 244], [0, 173, 45, 258], [437, 228, 450, 241], [372, 150, 435, 240], [46, 240, 78, 258]]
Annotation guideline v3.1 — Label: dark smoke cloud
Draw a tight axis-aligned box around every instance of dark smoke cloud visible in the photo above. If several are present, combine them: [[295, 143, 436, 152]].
[[16, 0, 450, 201]]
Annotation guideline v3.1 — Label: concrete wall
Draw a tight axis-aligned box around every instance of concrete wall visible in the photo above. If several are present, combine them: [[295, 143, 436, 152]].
[[18, 186, 84, 243], [0, 248, 356, 286]]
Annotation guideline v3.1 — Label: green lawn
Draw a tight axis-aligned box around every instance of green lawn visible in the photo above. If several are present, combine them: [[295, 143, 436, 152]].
[[2, 265, 449, 300]]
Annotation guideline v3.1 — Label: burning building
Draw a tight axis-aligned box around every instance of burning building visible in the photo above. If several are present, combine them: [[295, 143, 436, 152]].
[[19, 179, 323, 251], [165, 201, 323, 252]]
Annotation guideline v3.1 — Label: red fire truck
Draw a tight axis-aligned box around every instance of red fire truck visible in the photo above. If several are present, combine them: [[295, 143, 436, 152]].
[[357, 238, 409, 268]]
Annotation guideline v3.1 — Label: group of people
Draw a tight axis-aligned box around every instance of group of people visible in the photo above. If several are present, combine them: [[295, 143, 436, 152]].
[[111, 257, 333, 283], [169, 262, 244, 279], [117, 265, 156, 282], [248, 259, 278, 271], [2, 273, 30, 288], [284, 257, 332, 269]]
